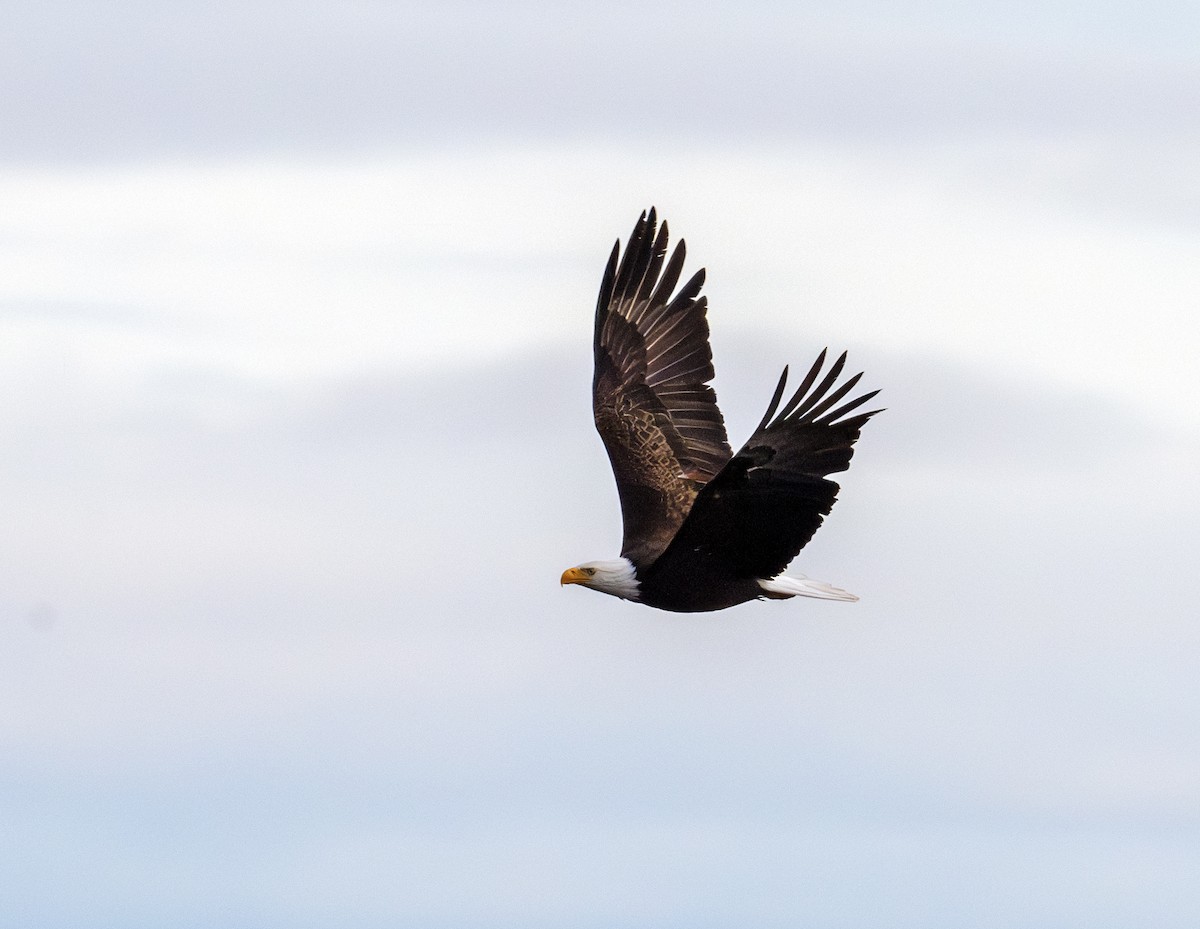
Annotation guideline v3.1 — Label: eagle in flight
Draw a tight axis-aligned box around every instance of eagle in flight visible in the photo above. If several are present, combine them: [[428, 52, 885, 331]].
[[560, 209, 881, 612]]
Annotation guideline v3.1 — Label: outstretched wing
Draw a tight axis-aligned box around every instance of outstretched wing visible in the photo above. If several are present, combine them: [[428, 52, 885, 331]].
[[593, 208, 732, 566], [651, 349, 881, 580]]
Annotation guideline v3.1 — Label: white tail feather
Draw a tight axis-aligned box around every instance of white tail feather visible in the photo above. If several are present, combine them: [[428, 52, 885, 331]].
[[758, 574, 859, 602]]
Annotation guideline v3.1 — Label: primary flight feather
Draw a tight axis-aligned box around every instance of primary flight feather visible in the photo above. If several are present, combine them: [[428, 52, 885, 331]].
[[561, 208, 881, 612]]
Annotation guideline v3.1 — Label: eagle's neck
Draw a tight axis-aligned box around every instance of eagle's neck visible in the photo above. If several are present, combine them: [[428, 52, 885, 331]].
[[589, 557, 641, 601]]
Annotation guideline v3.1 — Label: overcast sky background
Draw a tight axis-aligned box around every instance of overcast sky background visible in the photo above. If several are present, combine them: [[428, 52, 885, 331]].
[[2, 2, 1199, 927]]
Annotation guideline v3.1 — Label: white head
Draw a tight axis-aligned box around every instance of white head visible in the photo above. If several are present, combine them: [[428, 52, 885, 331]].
[[560, 558, 640, 601]]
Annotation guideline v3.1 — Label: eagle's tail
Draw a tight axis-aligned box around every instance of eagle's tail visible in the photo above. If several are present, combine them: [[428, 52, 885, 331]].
[[758, 573, 859, 602]]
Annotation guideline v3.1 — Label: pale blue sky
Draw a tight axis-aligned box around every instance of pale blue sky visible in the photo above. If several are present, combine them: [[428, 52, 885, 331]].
[[2, 2, 1198, 927]]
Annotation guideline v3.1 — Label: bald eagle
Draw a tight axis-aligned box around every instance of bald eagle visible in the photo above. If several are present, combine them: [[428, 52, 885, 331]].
[[560, 209, 881, 612]]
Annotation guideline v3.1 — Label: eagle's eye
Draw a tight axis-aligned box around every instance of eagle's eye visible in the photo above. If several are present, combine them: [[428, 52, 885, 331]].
[[585, 567, 597, 576]]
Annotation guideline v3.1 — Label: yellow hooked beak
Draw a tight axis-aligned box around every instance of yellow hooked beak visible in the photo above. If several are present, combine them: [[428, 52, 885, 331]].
[[560, 567, 591, 586]]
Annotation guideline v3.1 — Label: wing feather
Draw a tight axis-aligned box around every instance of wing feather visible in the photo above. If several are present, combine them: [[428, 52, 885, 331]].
[[592, 209, 732, 566], [651, 351, 882, 582]]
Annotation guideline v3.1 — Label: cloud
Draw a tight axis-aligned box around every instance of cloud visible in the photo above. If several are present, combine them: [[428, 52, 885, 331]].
[[3, 147, 1197, 429], [3, 327, 1198, 925], [1, 116, 1197, 923], [2, 2, 1197, 162]]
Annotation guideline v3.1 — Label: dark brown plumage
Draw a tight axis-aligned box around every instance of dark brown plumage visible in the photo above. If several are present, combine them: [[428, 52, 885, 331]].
[[563, 208, 881, 612]]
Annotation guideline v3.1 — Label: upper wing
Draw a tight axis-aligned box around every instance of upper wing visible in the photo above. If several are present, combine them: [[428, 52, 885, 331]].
[[651, 349, 881, 580], [593, 208, 732, 566]]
